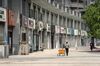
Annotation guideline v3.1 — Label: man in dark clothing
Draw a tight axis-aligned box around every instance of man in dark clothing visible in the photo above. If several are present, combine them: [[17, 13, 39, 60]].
[[90, 43, 93, 51]]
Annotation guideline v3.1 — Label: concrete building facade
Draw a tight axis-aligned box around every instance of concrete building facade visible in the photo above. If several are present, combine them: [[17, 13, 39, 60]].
[[0, 0, 95, 58]]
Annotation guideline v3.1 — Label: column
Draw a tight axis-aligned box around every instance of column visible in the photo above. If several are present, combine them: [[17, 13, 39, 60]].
[[44, 10, 47, 49], [57, 15, 60, 48], [48, 12, 51, 49], [3, 0, 8, 58]]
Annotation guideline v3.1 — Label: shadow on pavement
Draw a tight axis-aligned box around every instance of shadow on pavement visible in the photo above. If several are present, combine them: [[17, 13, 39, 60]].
[[78, 47, 100, 53]]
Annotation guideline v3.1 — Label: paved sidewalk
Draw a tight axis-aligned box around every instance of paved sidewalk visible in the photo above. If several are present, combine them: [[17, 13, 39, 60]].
[[0, 46, 100, 66]]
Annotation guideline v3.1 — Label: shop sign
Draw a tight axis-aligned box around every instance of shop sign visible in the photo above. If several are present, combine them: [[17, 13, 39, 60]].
[[0, 7, 7, 22], [81, 30, 87, 36], [81, 30, 85, 36], [47, 24, 51, 32], [67, 28, 74, 35], [38, 21, 43, 30], [67, 28, 71, 34], [55, 26, 60, 33], [21, 27, 26, 33], [28, 18, 35, 29], [74, 29, 78, 35], [22, 15, 28, 27], [61, 27, 66, 34]]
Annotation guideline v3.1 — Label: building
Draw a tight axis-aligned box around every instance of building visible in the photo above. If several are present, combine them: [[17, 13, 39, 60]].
[[0, 0, 92, 58]]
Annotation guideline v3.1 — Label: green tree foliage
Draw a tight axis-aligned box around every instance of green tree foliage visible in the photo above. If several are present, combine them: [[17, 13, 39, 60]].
[[82, 0, 100, 38]]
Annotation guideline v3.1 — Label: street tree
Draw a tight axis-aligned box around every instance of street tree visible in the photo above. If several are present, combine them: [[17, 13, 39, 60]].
[[82, 0, 100, 47]]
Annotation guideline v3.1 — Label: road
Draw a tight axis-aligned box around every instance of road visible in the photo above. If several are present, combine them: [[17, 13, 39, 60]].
[[0, 46, 100, 66]]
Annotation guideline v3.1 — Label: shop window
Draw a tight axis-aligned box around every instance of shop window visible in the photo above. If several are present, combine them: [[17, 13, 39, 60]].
[[22, 33, 26, 41]]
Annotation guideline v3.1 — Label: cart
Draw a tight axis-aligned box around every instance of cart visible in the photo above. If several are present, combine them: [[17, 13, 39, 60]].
[[57, 48, 65, 56]]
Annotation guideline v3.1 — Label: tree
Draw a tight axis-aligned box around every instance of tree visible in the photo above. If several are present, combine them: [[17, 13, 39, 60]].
[[82, 0, 100, 47]]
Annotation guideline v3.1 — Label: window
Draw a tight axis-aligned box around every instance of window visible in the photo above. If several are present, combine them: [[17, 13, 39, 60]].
[[71, 10, 73, 14], [22, 33, 26, 41], [51, 13, 53, 25], [55, 14, 57, 25], [8, 0, 12, 9], [74, 11, 76, 15], [63, 17, 66, 27], [0, 0, 2, 6], [22, 0, 26, 15], [71, 19, 73, 28], [42, 9, 45, 22], [47, 12, 49, 23], [78, 21, 80, 29], [67, 18, 69, 28], [74, 20, 77, 29]]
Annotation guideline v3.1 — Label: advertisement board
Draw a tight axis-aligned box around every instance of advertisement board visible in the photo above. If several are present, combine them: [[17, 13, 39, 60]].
[[0, 7, 7, 22]]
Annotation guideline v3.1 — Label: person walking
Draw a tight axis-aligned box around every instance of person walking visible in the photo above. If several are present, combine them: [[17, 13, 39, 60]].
[[64, 42, 69, 56], [90, 43, 93, 51]]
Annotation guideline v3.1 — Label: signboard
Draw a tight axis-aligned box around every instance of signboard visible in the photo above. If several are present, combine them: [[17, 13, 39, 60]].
[[81, 30, 85, 36], [47, 24, 51, 32], [21, 27, 26, 33], [38, 21, 43, 30], [0, 7, 7, 22], [61, 27, 66, 33], [67, 28, 74, 35], [22, 15, 28, 27], [28, 18, 35, 29], [55, 26, 60, 33], [74, 29, 78, 35]]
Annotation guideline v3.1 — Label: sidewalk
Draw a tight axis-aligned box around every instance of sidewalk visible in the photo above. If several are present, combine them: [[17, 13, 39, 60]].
[[0, 46, 100, 64], [7, 46, 91, 58], [0, 46, 92, 58], [0, 46, 98, 59]]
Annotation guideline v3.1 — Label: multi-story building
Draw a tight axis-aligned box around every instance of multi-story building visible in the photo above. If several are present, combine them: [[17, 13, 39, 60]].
[[0, 0, 92, 58], [0, 0, 32, 58]]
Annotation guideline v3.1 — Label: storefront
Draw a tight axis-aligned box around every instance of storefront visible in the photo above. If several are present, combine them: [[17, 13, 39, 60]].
[[28, 18, 35, 52], [19, 15, 29, 55], [55, 25, 60, 48], [67, 28, 74, 47], [55, 26, 66, 48], [19, 15, 36, 54], [0, 7, 8, 58], [47, 24, 51, 49], [36, 21, 43, 50], [51, 25, 55, 49], [7, 9, 15, 55], [74, 29, 80, 47], [81, 30, 88, 46], [60, 27, 66, 47]]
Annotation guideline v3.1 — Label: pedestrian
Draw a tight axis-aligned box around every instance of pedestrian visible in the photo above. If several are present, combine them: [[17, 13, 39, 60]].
[[64, 42, 69, 56], [90, 43, 93, 51]]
